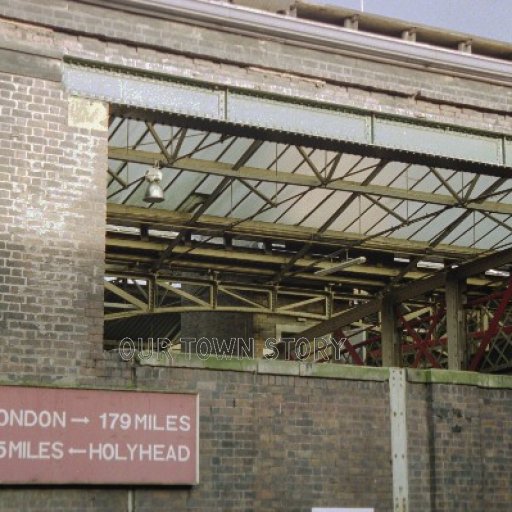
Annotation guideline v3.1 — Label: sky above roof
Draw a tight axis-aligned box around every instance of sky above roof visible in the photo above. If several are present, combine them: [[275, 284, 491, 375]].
[[328, 0, 511, 43]]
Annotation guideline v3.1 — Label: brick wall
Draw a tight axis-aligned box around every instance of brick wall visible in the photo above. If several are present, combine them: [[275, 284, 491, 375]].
[[0, 363, 393, 512], [0, 1, 511, 135], [408, 382, 512, 512], [0, 2, 511, 511], [0, 71, 108, 385], [181, 311, 254, 356], [1, 359, 509, 512]]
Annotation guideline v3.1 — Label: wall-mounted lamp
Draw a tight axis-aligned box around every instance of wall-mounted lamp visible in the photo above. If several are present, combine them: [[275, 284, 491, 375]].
[[143, 164, 164, 203]]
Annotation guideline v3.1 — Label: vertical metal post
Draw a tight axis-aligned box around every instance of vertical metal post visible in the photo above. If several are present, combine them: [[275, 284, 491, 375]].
[[326, 285, 333, 319], [270, 285, 278, 313], [148, 275, 157, 313], [446, 273, 467, 370], [211, 272, 219, 310], [389, 368, 409, 512], [127, 489, 135, 512], [382, 295, 401, 367]]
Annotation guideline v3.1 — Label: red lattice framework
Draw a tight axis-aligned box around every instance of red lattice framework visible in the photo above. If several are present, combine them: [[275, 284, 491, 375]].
[[466, 279, 512, 372], [331, 279, 512, 372]]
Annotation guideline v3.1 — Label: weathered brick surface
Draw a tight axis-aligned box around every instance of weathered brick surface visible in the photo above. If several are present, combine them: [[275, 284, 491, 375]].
[[480, 389, 512, 511], [0, 360, 392, 511], [181, 311, 254, 355], [0, 2, 511, 511], [131, 366, 392, 512], [406, 383, 433, 510], [0, 489, 127, 511], [0, 71, 107, 385], [408, 383, 512, 511], [0, 1, 511, 135]]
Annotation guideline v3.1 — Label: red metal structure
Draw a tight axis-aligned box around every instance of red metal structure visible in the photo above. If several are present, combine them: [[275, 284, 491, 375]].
[[327, 279, 512, 372]]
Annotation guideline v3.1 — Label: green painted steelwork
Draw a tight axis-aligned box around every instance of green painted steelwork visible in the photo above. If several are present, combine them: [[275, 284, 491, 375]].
[[64, 60, 512, 176]]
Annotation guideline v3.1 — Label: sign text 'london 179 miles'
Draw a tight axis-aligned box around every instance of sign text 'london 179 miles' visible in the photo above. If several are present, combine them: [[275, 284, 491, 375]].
[[0, 386, 199, 485]]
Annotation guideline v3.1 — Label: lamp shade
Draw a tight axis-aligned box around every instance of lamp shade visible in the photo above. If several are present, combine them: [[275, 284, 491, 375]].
[[144, 181, 164, 203]]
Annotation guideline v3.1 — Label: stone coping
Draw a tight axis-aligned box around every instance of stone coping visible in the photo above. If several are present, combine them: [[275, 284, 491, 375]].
[[2, 354, 512, 390], [137, 353, 512, 389]]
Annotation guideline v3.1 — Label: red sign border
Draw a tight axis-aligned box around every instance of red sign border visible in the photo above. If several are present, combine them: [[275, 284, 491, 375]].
[[0, 384, 200, 486]]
